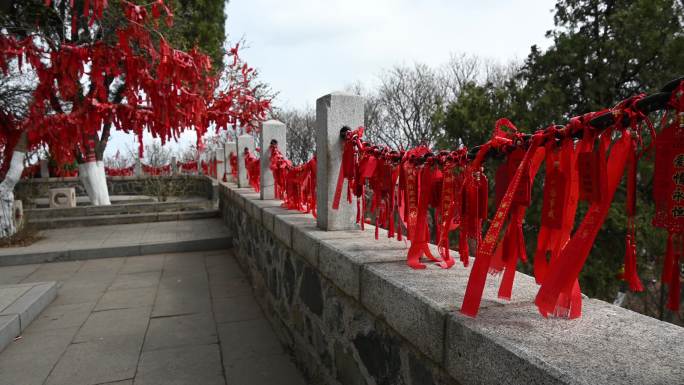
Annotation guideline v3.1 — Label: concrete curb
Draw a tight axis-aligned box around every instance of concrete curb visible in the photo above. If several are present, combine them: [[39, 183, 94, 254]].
[[0, 282, 58, 353], [0, 237, 232, 267]]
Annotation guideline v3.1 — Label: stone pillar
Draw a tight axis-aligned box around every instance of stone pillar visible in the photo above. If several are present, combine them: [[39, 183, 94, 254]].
[[40, 159, 49, 178], [316, 92, 364, 230], [260, 120, 287, 200], [135, 158, 142, 177], [236, 134, 254, 188], [171, 156, 178, 175], [216, 148, 226, 181], [226, 141, 236, 182]]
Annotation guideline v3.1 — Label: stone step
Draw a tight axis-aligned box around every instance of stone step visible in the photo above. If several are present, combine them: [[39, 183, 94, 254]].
[[0, 282, 58, 353], [32, 195, 156, 208], [0, 236, 231, 267], [28, 209, 219, 230], [26, 200, 213, 219]]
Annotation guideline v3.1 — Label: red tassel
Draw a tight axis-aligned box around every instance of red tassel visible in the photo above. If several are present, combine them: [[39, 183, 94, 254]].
[[663, 233, 675, 283], [622, 145, 643, 292], [623, 234, 643, 292], [459, 229, 470, 267], [664, 233, 681, 312]]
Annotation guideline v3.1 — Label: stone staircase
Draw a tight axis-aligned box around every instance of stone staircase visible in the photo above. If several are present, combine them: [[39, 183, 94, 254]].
[[25, 199, 218, 229]]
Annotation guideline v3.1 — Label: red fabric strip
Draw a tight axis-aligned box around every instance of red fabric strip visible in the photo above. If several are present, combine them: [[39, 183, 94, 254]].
[[535, 131, 632, 318]]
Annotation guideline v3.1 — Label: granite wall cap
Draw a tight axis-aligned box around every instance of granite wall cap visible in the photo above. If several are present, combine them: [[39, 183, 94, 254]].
[[290, 224, 370, 269], [292, 226, 322, 267], [317, 235, 407, 299], [273, 213, 316, 248], [445, 298, 684, 385], [247, 199, 283, 223], [262, 206, 304, 233]]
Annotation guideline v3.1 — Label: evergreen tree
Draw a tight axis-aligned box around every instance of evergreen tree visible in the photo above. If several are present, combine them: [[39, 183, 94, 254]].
[[437, 0, 683, 311]]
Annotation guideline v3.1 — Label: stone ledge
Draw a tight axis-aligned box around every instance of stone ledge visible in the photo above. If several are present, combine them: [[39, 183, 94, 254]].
[[445, 299, 684, 385], [318, 234, 407, 299], [262, 206, 297, 233], [273, 213, 316, 248], [0, 282, 58, 335], [0, 315, 20, 354], [220, 183, 684, 385]]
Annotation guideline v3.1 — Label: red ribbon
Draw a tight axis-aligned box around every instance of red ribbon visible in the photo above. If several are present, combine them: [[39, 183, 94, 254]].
[[229, 153, 238, 180], [333, 127, 364, 210], [535, 130, 633, 318], [460, 128, 543, 318], [263, 143, 317, 215], [243, 148, 261, 192]]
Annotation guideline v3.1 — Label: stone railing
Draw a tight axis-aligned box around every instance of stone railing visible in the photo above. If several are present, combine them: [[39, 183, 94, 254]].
[[216, 92, 683, 385], [219, 182, 683, 385]]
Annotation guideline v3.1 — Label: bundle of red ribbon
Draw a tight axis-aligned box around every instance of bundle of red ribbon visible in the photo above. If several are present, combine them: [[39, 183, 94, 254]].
[[229, 153, 238, 181], [178, 160, 198, 173], [105, 165, 135, 176], [268, 142, 317, 215], [142, 163, 171, 176], [243, 147, 261, 192]]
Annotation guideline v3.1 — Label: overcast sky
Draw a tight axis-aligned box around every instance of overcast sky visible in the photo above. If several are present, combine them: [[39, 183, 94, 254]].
[[226, 0, 558, 109], [106, 0, 558, 158]]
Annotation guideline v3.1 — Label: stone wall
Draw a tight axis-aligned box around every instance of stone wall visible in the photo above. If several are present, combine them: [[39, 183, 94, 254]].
[[219, 181, 683, 385], [16, 175, 213, 203]]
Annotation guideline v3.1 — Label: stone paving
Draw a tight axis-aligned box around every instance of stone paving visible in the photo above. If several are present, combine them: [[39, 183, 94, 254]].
[[0, 249, 308, 385]]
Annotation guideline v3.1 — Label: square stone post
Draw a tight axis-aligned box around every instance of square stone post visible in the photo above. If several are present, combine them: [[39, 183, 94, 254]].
[[40, 159, 49, 178], [316, 92, 364, 230], [236, 134, 255, 188], [171, 156, 178, 175], [260, 120, 287, 199], [225, 141, 236, 182], [216, 148, 226, 181], [135, 158, 142, 177]]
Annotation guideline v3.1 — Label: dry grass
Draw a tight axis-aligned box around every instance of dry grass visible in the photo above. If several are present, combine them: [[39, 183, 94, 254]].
[[0, 224, 43, 248]]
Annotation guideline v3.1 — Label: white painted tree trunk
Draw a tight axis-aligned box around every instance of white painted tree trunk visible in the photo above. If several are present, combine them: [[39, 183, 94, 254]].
[[0, 151, 25, 237], [79, 160, 111, 206]]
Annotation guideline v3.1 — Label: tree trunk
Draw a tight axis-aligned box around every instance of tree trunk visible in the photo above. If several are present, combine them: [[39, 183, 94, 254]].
[[0, 133, 27, 237], [79, 160, 111, 206]]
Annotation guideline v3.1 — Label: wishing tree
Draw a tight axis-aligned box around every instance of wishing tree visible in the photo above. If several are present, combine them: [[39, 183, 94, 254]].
[[0, 0, 270, 236]]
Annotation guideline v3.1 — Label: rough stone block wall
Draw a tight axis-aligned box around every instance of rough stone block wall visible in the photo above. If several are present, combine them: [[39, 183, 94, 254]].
[[219, 182, 683, 385], [220, 186, 458, 385]]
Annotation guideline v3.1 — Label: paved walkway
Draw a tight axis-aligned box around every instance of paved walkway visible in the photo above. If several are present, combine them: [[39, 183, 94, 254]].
[[0, 249, 307, 385]]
